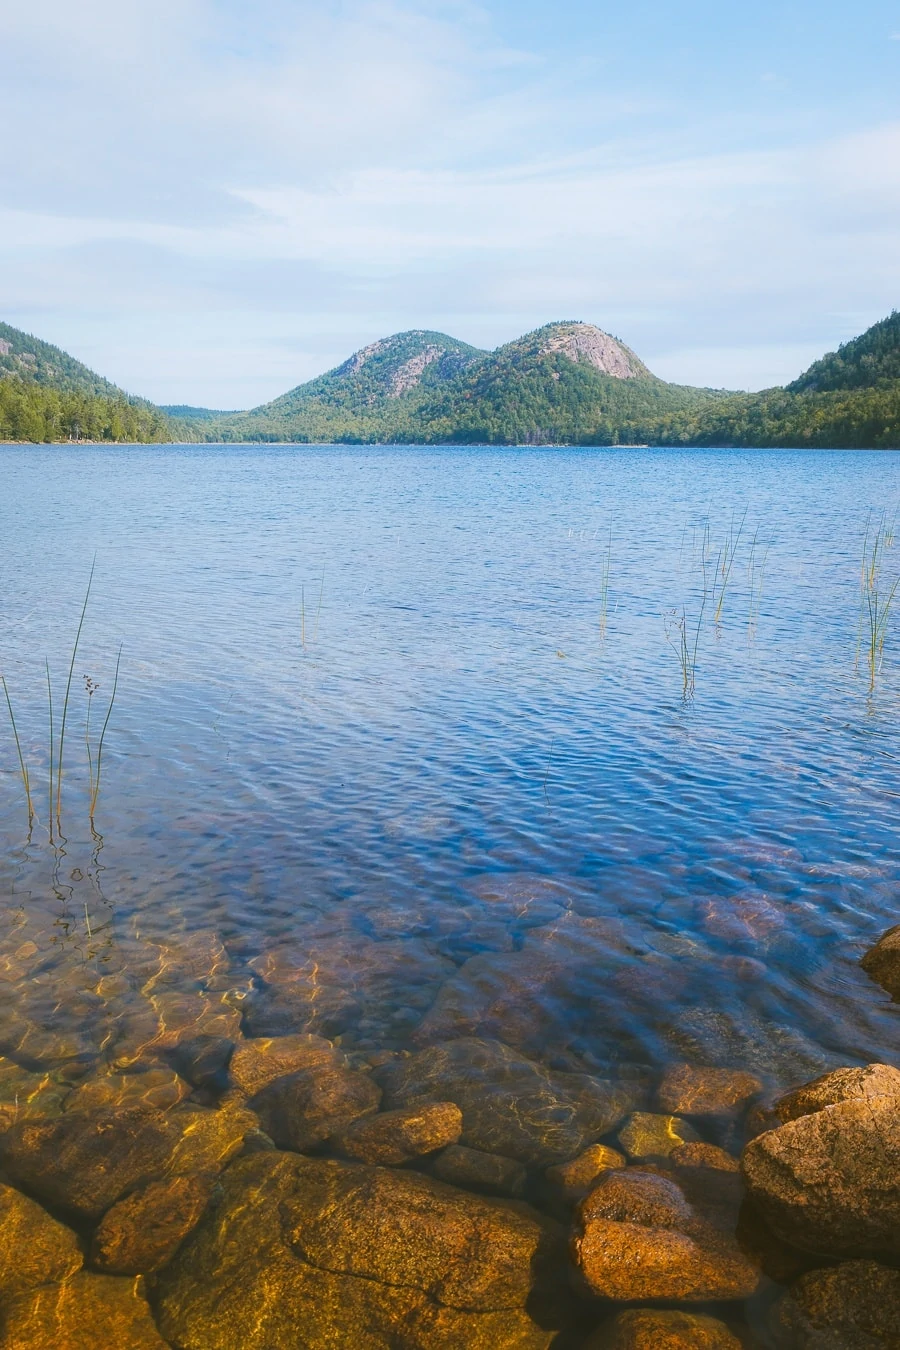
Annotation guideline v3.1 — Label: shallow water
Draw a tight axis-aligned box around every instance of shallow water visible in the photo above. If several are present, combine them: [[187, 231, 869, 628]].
[[0, 444, 898, 1341]]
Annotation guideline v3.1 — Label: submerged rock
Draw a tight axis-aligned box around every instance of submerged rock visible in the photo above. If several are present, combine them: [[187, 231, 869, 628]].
[[0, 1271, 168, 1349], [0, 1184, 82, 1299], [0, 1056, 70, 1129], [156, 1150, 565, 1349], [249, 1063, 380, 1152], [860, 925, 900, 998], [571, 1169, 759, 1302], [0, 1106, 179, 1220], [590, 1309, 743, 1349], [771, 1260, 900, 1348], [334, 1102, 462, 1165], [432, 1145, 527, 1198], [63, 1066, 191, 1114], [741, 1064, 900, 1259], [544, 1144, 625, 1204], [376, 1037, 633, 1167], [657, 1064, 761, 1118], [228, 1033, 343, 1098], [244, 934, 453, 1039], [616, 1112, 700, 1161], [92, 1173, 215, 1274], [0, 1102, 257, 1221]]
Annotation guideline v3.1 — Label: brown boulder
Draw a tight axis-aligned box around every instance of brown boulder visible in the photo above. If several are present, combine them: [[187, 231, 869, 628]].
[[432, 1144, 527, 1198], [228, 1033, 342, 1098], [0, 1271, 168, 1349], [0, 1106, 178, 1220], [92, 1174, 214, 1274], [590, 1308, 743, 1348], [249, 1063, 380, 1151], [769, 1062, 900, 1123], [0, 1103, 255, 1222], [63, 1067, 191, 1114], [545, 1144, 625, 1203], [0, 1184, 82, 1299], [334, 1102, 461, 1165], [741, 1064, 900, 1259], [166, 1105, 260, 1176], [244, 935, 453, 1039], [670, 1142, 739, 1172], [572, 1170, 759, 1302], [156, 1150, 564, 1349], [376, 1038, 633, 1167], [771, 1260, 900, 1348], [617, 1112, 700, 1161], [657, 1064, 761, 1117], [861, 925, 900, 998]]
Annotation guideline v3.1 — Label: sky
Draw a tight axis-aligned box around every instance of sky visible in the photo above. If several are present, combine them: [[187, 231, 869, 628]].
[[1, 0, 899, 408]]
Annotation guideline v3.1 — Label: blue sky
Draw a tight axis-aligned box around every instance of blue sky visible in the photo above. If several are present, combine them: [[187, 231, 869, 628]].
[[1, 0, 899, 407]]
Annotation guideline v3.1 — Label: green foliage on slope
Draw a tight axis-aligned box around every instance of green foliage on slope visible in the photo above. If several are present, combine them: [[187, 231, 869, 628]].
[[0, 321, 174, 443], [210, 323, 728, 444], [788, 311, 900, 394]]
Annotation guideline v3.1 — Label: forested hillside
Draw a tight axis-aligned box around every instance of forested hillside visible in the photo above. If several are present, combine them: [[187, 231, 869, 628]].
[[0, 321, 174, 442], [210, 323, 728, 444], [3, 313, 900, 448]]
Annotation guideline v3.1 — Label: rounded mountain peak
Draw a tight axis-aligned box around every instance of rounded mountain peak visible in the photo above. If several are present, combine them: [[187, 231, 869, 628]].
[[531, 322, 649, 380]]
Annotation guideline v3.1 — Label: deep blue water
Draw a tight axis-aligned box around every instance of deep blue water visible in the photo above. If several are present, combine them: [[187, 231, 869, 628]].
[[0, 443, 898, 1091]]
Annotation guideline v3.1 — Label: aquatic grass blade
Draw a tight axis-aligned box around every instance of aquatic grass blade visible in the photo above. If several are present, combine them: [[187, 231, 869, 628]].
[[55, 558, 95, 825], [1, 672, 34, 826], [90, 643, 122, 822]]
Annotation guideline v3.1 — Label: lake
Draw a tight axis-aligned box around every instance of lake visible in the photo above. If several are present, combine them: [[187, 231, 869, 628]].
[[0, 443, 898, 1345]]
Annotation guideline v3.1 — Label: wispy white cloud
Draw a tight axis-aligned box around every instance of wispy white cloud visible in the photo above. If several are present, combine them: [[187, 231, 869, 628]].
[[1, 1, 898, 404]]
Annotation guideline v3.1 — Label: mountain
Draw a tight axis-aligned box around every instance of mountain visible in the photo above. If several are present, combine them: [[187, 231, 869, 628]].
[[640, 312, 900, 450], [788, 311, 900, 393], [210, 322, 728, 444], [4, 311, 899, 448], [216, 330, 485, 442], [0, 321, 173, 443]]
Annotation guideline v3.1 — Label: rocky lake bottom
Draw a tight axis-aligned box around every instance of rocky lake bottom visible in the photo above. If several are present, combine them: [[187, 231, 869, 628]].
[[0, 443, 899, 1346]]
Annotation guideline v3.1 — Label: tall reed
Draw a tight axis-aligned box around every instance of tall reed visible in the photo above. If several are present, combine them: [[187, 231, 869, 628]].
[[858, 513, 898, 691], [1, 672, 34, 827], [712, 508, 747, 627], [55, 561, 95, 826], [598, 531, 612, 638], [89, 644, 122, 822]]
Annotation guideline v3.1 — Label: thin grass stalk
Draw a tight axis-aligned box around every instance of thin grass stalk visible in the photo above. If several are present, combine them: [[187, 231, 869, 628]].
[[301, 584, 305, 648], [56, 559, 95, 826], [713, 508, 747, 625], [90, 644, 122, 821], [45, 659, 54, 840], [1, 673, 34, 826], [313, 570, 325, 643], [599, 531, 611, 638]]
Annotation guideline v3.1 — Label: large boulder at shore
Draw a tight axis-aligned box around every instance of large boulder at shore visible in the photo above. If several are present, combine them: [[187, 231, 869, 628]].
[[741, 1064, 900, 1259], [0, 1106, 179, 1220], [0, 1184, 82, 1299], [0, 1271, 168, 1349], [0, 1103, 257, 1221], [91, 1174, 215, 1274], [657, 1064, 762, 1118], [333, 1102, 462, 1165], [375, 1037, 634, 1167], [571, 1169, 759, 1302], [249, 1062, 381, 1152], [861, 925, 900, 998], [771, 1260, 900, 1347], [587, 1308, 743, 1349], [227, 1033, 343, 1098], [156, 1150, 565, 1349]]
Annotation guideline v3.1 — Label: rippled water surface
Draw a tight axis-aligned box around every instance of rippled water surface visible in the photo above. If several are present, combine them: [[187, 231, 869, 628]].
[[0, 444, 898, 1338]]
